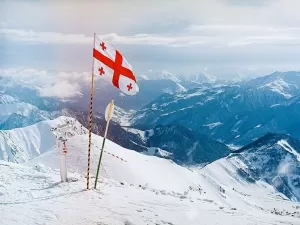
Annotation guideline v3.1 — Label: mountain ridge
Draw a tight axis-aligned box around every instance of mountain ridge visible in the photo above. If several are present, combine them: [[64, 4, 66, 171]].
[[131, 71, 300, 146], [227, 132, 300, 201]]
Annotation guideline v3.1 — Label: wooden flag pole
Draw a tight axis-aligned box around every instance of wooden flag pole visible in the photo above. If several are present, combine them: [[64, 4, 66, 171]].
[[87, 33, 96, 190], [94, 99, 114, 189]]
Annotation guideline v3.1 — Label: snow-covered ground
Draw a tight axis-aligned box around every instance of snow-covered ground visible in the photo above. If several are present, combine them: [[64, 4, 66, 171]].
[[0, 117, 300, 225]]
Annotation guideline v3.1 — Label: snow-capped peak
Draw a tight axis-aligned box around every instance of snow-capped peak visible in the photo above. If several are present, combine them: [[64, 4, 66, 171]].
[[231, 72, 250, 83], [138, 69, 218, 84], [258, 78, 293, 98], [138, 69, 181, 82], [247, 71, 300, 99], [203, 69, 217, 83]]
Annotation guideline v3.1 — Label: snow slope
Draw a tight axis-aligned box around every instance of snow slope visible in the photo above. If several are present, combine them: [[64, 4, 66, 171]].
[[247, 71, 300, 99], [4, 159, 300, 225], [1, 117, 300, 224], [233, 133, 300, 202], [0, 116, 85, 162]]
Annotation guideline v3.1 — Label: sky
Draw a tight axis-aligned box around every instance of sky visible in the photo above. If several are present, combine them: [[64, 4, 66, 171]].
[[1, 0, 300, 85]]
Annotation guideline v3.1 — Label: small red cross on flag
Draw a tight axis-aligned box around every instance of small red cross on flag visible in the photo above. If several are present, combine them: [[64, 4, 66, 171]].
[[92, 34, 138, 95]]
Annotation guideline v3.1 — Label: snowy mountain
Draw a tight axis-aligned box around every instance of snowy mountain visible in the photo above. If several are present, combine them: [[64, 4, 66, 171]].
[[0, 116, 85, 162], [3, 70, 300, 150], [230, 72, 252, 83], [131, 71, 300, 146], [131, 85, 284, 144], [139, 70, 182, 82], [245, 71, 300, 99], [0, 101, 61, 130], [0, 76, 63, 111], [0, 94, 19, 104], [0, 77, 66, 130], [181, 70, 217, 84], [138, 69, 217, 90], [139, 69, 217, 84], [231, 133, 300, 201], [1, 118, 300, 224]]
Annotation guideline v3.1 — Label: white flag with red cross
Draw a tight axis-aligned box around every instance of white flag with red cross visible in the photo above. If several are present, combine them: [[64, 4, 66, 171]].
[[92, 34, 138, 95]]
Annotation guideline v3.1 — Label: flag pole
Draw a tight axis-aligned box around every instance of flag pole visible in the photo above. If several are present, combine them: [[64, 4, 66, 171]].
[[87, 33, 96, 190], [94, 99, 114, 189]]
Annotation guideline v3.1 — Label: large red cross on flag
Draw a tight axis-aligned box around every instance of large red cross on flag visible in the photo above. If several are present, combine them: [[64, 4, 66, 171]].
[[92, 35, 138, 95]]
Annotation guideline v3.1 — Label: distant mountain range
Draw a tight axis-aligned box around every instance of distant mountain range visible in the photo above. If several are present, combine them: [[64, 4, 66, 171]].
[[0, 76, 230, 166], [138, 69, 217, 88], [131, 71, 300, 146], [2, 69, 300, 167]]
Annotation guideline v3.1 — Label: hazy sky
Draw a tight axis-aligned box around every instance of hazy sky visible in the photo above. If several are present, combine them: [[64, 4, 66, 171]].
[[1, 0, 300, 79]]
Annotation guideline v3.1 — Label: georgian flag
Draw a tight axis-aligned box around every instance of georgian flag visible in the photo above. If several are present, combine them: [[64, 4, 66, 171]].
[[92, 35, 138, 95]]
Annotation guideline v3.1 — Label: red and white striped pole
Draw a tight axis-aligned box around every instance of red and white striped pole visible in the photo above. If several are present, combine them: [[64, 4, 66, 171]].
[[60, 141, 68, 182]]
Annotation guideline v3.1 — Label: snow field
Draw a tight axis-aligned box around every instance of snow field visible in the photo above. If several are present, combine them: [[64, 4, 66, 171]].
[[0, 116, 300, 224]]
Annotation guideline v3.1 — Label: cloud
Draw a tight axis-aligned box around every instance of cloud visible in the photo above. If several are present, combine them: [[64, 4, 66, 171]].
[[1, 0, 300, 78], [39, 81, 81, 98], [0, 29, 93, 44], [188, 24, 300, 47], [0, 68, 92, 98], [0, 29, 203, 46], [221, 0, 274, 7], [2, 25, 300, 47], [0, 21, 7, 27]]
